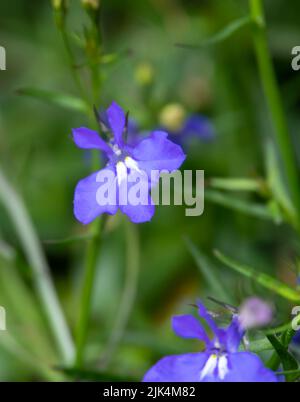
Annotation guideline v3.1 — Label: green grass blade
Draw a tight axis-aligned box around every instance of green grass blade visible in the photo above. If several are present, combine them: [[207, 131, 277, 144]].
[[214, 249, 300, 302], [209, 177, 262, 192], [17, 87, 88, 113], [205, 189, 277, 221], [177, 16, 252, 48], [267, 334, 299, 381]]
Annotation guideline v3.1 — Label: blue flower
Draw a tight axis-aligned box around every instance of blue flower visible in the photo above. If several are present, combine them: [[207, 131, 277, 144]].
[[143, 301, 278, 382], [72, 102, 186, 224]]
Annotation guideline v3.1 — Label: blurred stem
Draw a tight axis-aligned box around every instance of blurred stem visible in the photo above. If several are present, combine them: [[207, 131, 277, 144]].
[[75, 219, 102, 368], [53, 3, 104, 369], [85, 10, 102, 104], [249, 0, 300, 223], [60, 29, 89, 105], [0, 167, 75, 364], [99, 220, 140, 368]]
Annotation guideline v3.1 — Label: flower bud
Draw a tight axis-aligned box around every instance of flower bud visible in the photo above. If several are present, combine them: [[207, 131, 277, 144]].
[[51, 0, 67, 10], [159, 103, 186, 132], [51, 0, 68, 28], [238, 297, 273, 330], [81, 0, 100, 10]]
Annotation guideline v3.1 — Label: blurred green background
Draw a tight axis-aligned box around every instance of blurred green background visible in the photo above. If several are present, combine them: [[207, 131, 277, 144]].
[[0, 0, 299, 381]]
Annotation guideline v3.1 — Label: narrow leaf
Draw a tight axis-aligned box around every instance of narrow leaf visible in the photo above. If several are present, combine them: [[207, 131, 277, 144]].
[[177, 16, 252, 48], [210, 177, 262, 192], [205, 189, 276, 221], [267, 334, 299, 381], [43, 233, 94, 245], [214, 250, 300, 302], [265, 140, 297, 224], [17, 88, 88, 113]]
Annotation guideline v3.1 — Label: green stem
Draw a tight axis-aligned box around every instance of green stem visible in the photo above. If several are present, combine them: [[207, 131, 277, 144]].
[[249, 0, 300, 221], [99, 220, 140, 368], [0, 167, 75, 364], [60, 29, 90, 105], [74, 219, 102, 368], [267, 314, 300, 370]]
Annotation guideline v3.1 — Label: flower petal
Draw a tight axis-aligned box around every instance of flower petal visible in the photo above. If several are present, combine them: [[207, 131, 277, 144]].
[[224, 316, 244, 353], [131, 131, 186, 178], [172, 315, 210, 344], [197, 300, 222, 341], [74, 167, 118, 224], [72, 127, 112, 155], [106, 101, 126, 146], [119, 196, 155, 223], [224, 352, 278, 382], [143, 353, 209, 382]]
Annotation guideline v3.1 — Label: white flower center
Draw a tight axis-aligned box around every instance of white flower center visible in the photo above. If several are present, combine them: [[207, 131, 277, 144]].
[[200, 354, 229, 381], [124, 156, 142, 173], [116, 161, 127, 186], [116, 157, 144, 187]]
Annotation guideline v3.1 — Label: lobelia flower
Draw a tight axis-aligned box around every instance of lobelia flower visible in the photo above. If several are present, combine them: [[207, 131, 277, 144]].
[[72, 101, 186, 224], [143, 301, 278, 382]]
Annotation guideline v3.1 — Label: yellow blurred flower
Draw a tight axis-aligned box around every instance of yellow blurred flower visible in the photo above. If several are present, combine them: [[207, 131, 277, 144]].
[[159, 103, 186, 132]]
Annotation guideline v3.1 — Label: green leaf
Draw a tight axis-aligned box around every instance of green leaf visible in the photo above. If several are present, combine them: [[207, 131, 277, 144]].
[[265, 140, 297, 224], [177, 16, 252, 48], [246, 338, 273, 353], [209, 177, 263, 192], [205, 189, 277, 222], [17, 88, 88, 113], [43, 233, 94, 246], [214, 250, 300, 302], [185, 237, 231, 303], [267, 335, 299, 382]]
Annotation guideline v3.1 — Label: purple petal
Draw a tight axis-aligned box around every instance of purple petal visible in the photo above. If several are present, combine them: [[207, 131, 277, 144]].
[[74, 167, 118, 224], [197, 300, 222, 341], [172, 315, 210, 344], [131, 131, 186, 179], [224, 352, 278, 382], [224, 316, 244, 353], [143, 353, 209, 382], [119, 195, 155, 223], [106, 101, 126, 146], [72, 127, 112, 155]]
